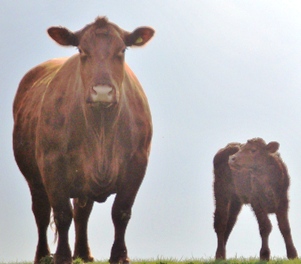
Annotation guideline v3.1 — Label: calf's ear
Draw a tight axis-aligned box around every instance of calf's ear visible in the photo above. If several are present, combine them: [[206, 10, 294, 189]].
[[266, 141, 279, 153], [48, 27, 79, 46], [125, 27, 155, 47]]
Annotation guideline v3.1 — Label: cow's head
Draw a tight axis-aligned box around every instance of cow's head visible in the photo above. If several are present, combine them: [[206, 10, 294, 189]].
[[47, 17, 154, 108], [228, 138, 279, 171]]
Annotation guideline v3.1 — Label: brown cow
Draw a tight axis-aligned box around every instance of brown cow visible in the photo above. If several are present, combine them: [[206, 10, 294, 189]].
[[13, 17, 154, 264], [213, 138, 297, 261]]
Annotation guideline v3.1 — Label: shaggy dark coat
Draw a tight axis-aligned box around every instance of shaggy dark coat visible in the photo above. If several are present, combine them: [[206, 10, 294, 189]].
[[213, 138, 297, 260]]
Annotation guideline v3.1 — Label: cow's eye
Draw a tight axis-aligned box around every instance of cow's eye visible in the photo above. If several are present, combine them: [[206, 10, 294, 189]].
[[116, 48, 126, 58], [250, 148, 257, 153], [78, 47, 90, 60], [77, 47, 86, 55]]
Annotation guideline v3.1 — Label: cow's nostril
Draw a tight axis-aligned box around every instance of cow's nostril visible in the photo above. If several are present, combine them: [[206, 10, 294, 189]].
[[93, 85, 112, 94]]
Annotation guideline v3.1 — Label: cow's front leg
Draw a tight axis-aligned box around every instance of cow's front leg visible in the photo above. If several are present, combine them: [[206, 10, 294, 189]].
[[42, 155, 73, 264], [110, 199, 131, 264], [109, 152, 148, 264]]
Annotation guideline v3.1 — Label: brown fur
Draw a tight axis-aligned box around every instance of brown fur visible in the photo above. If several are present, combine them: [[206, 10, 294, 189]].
[[13, 17, 154, 264], [213, 138, 297, 260]]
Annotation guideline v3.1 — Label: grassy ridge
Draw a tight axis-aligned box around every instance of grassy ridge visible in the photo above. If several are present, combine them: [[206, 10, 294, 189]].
[[3, 258, 301, 264]]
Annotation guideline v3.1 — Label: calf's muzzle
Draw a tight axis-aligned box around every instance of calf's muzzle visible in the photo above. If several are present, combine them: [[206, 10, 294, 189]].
[[228, 154, 241, 170]]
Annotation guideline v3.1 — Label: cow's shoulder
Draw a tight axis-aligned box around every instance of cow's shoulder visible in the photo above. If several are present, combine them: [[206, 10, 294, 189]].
[[14, 58, 67, 118], [123, 64, 150, 112], [23, 58, 66, 87]]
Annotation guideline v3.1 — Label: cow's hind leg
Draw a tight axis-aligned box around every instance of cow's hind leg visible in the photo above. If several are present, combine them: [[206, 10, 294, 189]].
[[252, 204, 272, 261], [276, 199, 298, 259], [50, 196, 73, 264], [29, 183, 51, 264], [73, 198, 94, 262]]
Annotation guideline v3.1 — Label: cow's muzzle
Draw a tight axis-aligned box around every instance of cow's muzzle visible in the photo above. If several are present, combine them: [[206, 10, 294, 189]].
[[90, 85, 117, 107]]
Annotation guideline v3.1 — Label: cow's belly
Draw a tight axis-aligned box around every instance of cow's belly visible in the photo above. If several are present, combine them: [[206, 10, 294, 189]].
[[69, 171, 118, 203], [67, 151, 125, 203]]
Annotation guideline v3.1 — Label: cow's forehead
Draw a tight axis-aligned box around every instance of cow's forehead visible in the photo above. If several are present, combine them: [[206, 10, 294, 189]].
[[80, 17, 123, 39], [80, 23, 125, 49]]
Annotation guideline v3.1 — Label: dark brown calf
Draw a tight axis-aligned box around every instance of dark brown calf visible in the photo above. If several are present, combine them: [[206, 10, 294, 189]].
[[13, 17, 154, 264], [213, 138, 297, 260]]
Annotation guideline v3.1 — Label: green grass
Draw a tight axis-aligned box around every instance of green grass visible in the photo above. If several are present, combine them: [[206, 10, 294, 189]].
[[3, 257, 301, 264]]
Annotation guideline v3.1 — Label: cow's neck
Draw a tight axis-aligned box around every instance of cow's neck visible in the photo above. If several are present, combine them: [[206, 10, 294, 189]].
[[80, 105, 120, 196], [87, 105, 118, 135]]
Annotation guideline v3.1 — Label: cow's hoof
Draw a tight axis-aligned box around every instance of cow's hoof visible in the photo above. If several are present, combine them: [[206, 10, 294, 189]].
[[53, 254, 72, 264], [109, 257, 130, 264], [73, 255, 94, 263]]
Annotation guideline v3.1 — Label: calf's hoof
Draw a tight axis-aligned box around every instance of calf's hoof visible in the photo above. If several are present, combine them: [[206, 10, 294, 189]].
[[260, 248, 270, 261], [215, 250, 226, 260], [287, 247, 298, 259]]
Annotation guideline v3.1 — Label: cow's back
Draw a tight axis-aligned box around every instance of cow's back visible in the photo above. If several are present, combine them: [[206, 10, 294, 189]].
[[13, 58, 66, 182]]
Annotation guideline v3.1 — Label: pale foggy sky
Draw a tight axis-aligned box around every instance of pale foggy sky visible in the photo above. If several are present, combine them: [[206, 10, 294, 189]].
[[2, 1, 301, 262]]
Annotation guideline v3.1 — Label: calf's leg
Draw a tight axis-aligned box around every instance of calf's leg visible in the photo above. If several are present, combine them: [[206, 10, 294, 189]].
[[73, 198, 94, 262], [252, 204, 272, 260], [214, 193, 230, 259], [276, 199, 298, 259], [224, 195, 242, 245]]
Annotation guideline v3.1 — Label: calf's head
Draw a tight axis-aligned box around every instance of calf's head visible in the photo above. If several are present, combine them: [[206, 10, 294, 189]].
[[228, 138, 279, 171], [47, 17, 154, 107]]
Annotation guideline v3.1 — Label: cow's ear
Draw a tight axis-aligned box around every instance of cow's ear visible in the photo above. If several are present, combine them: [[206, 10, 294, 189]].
[[266, 141, 279, 153], [48, 27, 79, 46], [125, 27, 155, 47]]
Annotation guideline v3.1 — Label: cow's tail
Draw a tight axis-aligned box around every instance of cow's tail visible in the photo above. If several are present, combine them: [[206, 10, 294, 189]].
[[50, 210, 58, 244]]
